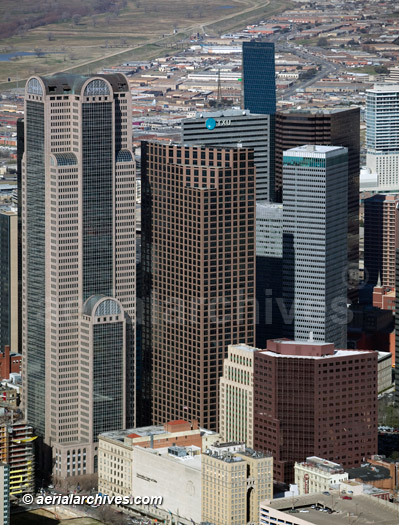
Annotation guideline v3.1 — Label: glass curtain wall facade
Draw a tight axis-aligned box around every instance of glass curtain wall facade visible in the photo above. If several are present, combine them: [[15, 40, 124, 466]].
[[243, 42, 276, 115], [23, 98, 46, 436], [282, 145, 348, 349], [22, 73, 135, 479]]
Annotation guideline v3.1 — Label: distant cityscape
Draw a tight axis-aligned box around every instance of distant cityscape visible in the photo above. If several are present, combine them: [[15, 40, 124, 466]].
[[2, 1, 399, 525]]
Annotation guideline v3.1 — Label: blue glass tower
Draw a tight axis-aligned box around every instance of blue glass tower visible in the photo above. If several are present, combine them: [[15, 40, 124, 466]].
[[243, 41, 276, 115]]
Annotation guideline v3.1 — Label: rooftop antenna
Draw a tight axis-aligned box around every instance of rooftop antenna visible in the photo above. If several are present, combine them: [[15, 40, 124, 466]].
[[217, 68, 222, 107]]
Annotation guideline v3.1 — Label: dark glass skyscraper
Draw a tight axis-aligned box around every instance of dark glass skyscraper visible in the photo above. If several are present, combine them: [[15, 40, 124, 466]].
[[0, 208, 18, 354], [243, 41, 276, 115], [275, 108, 360, 303]]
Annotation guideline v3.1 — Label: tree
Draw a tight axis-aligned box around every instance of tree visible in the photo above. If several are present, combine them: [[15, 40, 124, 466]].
[[34, 48, 45, 58], [47, 32, 55, 41], [72, 14, 82, 26], [317, 37, 328, 47], [300, 68, 317, 80], [375, 66, 389, 75]]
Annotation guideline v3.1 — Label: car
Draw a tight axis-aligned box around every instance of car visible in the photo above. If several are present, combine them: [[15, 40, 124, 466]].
[[342, 496, 352, 500], [299, 510, 309, 513], [323, 491, 330, 495]]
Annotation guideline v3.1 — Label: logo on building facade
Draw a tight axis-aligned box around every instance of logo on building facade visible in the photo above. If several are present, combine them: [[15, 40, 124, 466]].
[[206, 118, 216, 130]]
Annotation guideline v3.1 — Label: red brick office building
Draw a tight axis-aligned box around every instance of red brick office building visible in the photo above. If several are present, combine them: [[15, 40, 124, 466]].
[[254, 339, 378, 483]]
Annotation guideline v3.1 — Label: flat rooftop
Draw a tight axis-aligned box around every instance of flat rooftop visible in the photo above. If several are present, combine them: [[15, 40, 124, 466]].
[[135, 445, 202, 471], [284, 144, 346, 155], [100, 425, 166, 443], [260, 349, 369, 360], [278, 106, 359, 115], [367, 84, 399, 92], [262, 494, 399, 524]]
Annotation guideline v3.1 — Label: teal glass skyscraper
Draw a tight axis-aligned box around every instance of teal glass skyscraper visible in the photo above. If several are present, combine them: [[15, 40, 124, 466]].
[[243, 41, 276, 115]]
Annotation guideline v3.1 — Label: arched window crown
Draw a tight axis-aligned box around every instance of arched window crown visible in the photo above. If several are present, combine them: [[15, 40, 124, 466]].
[[27, 78, 43, 95], [84, 79, 110, 96]]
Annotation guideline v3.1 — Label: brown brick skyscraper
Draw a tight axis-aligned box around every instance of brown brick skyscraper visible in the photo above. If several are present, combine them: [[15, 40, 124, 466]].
[[254, 339, 378, 483], [141, 142, 255, 430]]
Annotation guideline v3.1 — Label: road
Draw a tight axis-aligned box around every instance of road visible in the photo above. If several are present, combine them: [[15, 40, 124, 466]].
[[274, 35, 342, 98]]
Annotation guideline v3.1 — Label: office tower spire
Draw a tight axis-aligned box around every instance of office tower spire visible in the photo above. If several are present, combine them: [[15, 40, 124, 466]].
[[141, 142, 255, 430], [22, 73, 136, 479]]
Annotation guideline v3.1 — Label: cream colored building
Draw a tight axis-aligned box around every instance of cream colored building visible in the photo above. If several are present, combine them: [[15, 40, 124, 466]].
[[133, 445, 202, 523], [202, 442, 273, 525], [98, 420, 219, 498], [378, 352, 393, 393], [295, 457, 348, 495], [219, 344, 257, 447]]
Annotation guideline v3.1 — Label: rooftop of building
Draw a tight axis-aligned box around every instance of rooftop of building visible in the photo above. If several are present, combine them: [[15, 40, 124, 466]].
[[278, 106, 360, 115], [99, 420, 214, 444], [348, 464, 391, 482], [134, 444, 202, 471], [229, 343, 260, 353], [205, 442, 270, 462], [284, 144, 347, 156], [256, 201, 284, 210], [365, 193, 399, 202], [261, 493, 399, 524], [260, 349, 373, 360], [367, 84, 399, 93], [189, 109, 268, 119], [260, 338, 374, 359], [297, 457, 345, 474], [28, 72, 129, 96], [0, 205, 17, 215]]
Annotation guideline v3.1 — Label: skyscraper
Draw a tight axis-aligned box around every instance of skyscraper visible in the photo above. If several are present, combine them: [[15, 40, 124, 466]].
[[22, 73, 136, 478], [254, 339, 378, 483], [182, 109, 274, 201], [394, 211, 399, 405], [282, 145, 348, 348], [364, 193, 399, 287], [219, 343, 257, 447], [366, 84, 399, 191], [256, 201, 283, 347], [275, 108, 360, 302], [0, 208, 18, 354], [242, 41, 276, 115], [141, 142, 255, 430], [202, 443, 273, 525]]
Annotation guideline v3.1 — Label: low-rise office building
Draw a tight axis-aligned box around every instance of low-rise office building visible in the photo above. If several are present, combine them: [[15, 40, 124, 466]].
[[295, 457, 349, 495], [98, 420, 218, 497], [202, 442, 273, 525], [133, 444, 202, 523]]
